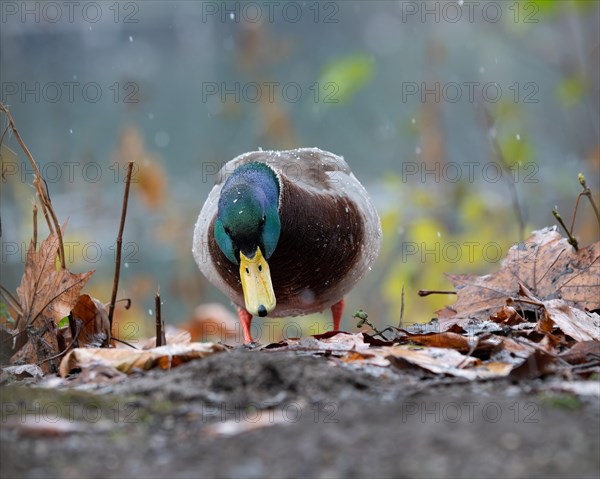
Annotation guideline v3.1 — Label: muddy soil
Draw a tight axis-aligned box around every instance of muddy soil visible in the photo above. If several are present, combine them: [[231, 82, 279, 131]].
[[1, 349, 599, 479]]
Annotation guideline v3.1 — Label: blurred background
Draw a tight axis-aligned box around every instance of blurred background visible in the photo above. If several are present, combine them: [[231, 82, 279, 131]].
[[1, 0, 599, 344]]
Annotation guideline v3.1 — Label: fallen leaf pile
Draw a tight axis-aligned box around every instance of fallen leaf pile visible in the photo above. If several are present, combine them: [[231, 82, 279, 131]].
[[2, 227, 598, 385], [437, 227, 599, 323], [262, 228, 599, 381], [428, 227, 599, 379]]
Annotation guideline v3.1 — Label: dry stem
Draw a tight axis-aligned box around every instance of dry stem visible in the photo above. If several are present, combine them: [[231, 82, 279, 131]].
[[573, 173, 600, 230], [0, 103, 65, 267], [552, 210, 578, 251], [155, 287, 166, 347], [68, 312, 79, 349], [398, 284, 405, 328], [32, 203, 38, 250], [418, 289, 457, 297], [107, 162, 134, 336]]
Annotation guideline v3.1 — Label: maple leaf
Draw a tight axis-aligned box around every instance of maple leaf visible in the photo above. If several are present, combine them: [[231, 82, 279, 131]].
[[438, 227, 600, 324], [16, 231, 94, 327], [12, 229, 94, 370]]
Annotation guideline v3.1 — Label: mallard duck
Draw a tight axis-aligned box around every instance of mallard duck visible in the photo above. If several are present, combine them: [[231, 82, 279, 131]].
[[193, 148, 381, 344]]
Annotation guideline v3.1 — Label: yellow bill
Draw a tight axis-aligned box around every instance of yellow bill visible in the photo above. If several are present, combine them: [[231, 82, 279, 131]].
[[239, 247, 276, 317]]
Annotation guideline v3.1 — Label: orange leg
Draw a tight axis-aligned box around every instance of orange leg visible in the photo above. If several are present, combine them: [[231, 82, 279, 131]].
[[331, 298, 344, 331], [237, 308, 254, 344]]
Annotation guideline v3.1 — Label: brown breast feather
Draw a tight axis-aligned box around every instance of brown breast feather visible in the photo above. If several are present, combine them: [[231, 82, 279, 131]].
[[208, 174, 365, 314]]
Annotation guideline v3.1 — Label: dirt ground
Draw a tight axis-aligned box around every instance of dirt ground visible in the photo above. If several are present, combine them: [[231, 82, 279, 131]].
[[1, 349, 599, 479]]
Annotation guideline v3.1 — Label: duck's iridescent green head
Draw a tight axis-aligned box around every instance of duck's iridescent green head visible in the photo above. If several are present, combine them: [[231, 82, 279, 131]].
[[214, 162, 280, 316]]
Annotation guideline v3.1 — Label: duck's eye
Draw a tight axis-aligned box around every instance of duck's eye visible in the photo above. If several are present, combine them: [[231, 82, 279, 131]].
[[258, 265, 262, 272], [245, 267, 249, 274]]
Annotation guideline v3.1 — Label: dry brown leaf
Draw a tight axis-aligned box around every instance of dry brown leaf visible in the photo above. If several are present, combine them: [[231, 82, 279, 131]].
[[535, 309, 555, 335], [59, 342, 226, 377], [559, 341, 600, 364], [438, 227, 599, 324], [541, 300, 600, 342], [340, 351, 391, 367], [269, 332, 371, 352], [536, 331, 565, 350], [333, 333, 545, 380], [497, 337, 535, 356], [72, 294, 110, 348], [1, 364, 44, 380], [16, 231, 94, 329], [380, 345, 513, 380], [288, 331, 563, 381], [402, 332, 471, 353], [490, 306, 525, 326], [12, 230, 94, 371], [309, 332, 371, 350], [509, 350, 557, 379]]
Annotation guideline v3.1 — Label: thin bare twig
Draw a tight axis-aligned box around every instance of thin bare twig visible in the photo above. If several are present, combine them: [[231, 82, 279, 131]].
[[36, 186, 54, 236], [0, 103, 64, 266], [368, 326, 395, 341], [111, 337, 139, 349], [569, 192, 584, 236], [552, 210, 578, 250], [418, 289, 457, 297], [568, 173, 599, 238], [0, 124, 9, 149], [507, 297, 544, 308], [155, 287, 166, 347], [105, 298, 132, 311], [68, 312, 79, 349], [115, 298, 132, 309], [38, 178, 62, 263], [398, 284, 405, 328], [577, 173, 600, 227], [513, 337, 572, 368], [108, 162, 134, 335], [0, 104, 40, 176], [32, 203, 38, 250]]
